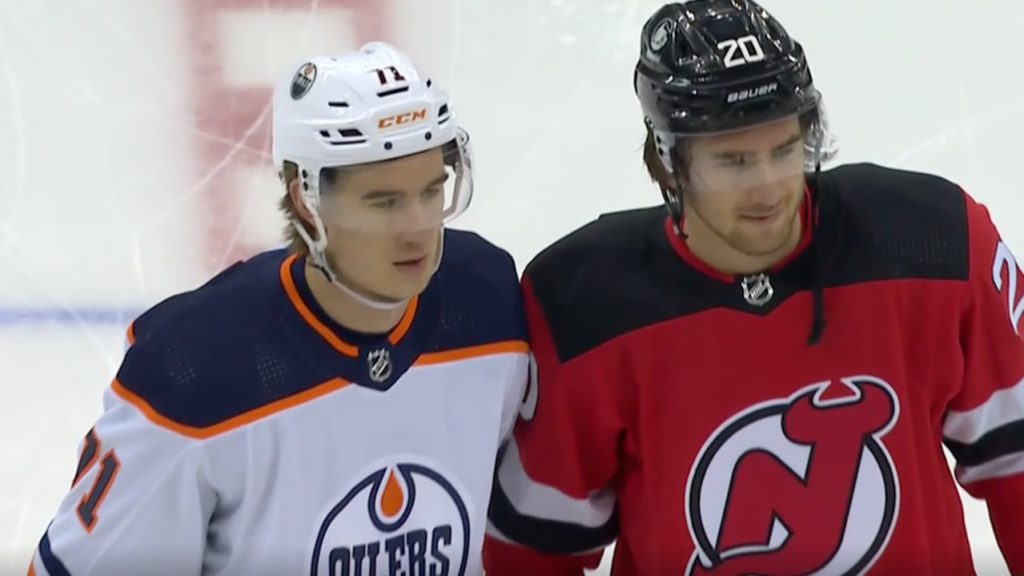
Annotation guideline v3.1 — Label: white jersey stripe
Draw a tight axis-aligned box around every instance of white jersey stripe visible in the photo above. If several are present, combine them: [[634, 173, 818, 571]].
[[497, 437, 616, 529], [944, 375, 1024, 444]]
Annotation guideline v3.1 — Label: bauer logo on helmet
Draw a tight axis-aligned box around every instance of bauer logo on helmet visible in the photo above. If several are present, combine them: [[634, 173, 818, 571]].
[[726, 82, 779, 104]]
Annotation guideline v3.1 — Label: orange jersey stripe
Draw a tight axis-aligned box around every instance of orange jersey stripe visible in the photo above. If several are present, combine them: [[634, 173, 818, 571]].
[[111, 377, 351, 440], [278, 254, 359, 357], [26, 560, 35, 576], [126, 321, 136, 346], [279, 255, 420, 356], [388, 295, 419, 345], [414, 340, 529, 367]]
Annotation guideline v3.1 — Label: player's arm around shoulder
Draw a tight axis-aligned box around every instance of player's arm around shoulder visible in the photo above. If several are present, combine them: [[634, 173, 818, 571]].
[[28, 328, 216, 576], [942, 190, 1024, 574], [484, 262, 626, 575]]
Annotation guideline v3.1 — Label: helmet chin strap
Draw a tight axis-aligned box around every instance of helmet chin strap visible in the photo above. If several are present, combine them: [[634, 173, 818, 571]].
[[291, 211, 444, 312]]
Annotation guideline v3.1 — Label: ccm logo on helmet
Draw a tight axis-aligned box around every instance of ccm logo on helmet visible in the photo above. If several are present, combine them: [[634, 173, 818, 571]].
[[378, 109, 428, 130], [726, 82, 778, 104]]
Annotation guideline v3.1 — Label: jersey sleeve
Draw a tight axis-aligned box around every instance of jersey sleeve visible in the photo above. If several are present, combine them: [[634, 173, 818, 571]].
[[493, 248, 531, 444], [28, 345, 215, 576], [941, 192, 1024, 575], [497, 349, 530, 445], [484, 275, 627, 576]]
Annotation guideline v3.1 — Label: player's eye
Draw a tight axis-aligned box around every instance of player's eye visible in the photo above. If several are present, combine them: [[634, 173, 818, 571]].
[[773, 145, 798, 159], [370, 198, 399, 210], [718, 156, 749, 169]]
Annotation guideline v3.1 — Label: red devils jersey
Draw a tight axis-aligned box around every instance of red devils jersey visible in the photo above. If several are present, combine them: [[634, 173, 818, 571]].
[[484, 163, 1024, 576]]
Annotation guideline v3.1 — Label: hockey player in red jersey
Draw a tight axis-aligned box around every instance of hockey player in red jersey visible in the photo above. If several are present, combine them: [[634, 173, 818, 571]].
[[485, 2, 1024, 575], [29, 43, 528, 576]]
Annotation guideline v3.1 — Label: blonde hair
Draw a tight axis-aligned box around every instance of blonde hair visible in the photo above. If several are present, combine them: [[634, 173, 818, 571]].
[[277, 161, 310, 254], [277, 161, 346, 255]]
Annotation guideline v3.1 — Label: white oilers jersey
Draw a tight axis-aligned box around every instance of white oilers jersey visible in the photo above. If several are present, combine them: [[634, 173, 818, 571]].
[[30, 230, 529, 576]]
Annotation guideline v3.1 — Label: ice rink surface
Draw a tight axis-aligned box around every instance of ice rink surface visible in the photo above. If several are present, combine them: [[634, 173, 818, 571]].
[[1, 0, 1021, 574]]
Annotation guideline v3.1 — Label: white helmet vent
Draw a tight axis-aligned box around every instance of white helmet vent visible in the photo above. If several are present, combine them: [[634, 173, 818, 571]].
[[318, 128, 366, 147]]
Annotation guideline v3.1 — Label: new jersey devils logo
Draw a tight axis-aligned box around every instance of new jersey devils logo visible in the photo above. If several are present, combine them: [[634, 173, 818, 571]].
[[686, 376, 901, 576]]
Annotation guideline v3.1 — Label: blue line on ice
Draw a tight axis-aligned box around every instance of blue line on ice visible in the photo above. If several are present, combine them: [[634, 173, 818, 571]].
[[0, 307, 143, 326]]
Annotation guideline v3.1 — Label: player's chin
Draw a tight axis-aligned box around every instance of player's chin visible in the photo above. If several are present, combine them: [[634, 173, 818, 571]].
[[732, 228, 792, 257], [382, 268, 432, 299]]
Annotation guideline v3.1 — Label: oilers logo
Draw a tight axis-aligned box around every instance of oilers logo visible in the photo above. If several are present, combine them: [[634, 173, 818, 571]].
[[310, 461, 471, 576]]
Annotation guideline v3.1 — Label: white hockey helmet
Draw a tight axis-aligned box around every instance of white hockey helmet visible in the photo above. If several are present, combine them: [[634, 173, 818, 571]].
[[273, 42, 469, 196], [271, 42, 473, 309]]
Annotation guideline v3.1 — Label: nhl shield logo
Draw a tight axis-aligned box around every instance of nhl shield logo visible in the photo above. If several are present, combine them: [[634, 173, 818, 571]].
[[368, 348, 393, 383], [741, 273, 774, 306]]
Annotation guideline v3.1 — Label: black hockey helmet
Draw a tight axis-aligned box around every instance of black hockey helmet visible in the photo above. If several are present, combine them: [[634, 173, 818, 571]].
[[635, 0, 821, 137], [634, 1, 835, 217]]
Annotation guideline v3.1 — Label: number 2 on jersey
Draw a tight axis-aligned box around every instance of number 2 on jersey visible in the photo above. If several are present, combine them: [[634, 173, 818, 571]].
[[993, 241, 1024, 335], [71, 428, 121, 533]]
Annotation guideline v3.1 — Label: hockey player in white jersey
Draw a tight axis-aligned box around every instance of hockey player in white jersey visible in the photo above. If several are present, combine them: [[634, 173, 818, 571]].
[[28, 42, 528, 576]]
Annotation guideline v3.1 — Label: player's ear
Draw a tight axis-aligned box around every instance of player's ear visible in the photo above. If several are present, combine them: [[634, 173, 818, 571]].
[[287, 173, 317, 228], [643, 128, 689, 191]]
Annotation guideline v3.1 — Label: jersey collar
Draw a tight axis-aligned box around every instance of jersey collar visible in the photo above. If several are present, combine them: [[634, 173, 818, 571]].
[[278, 253, 419, 358]]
